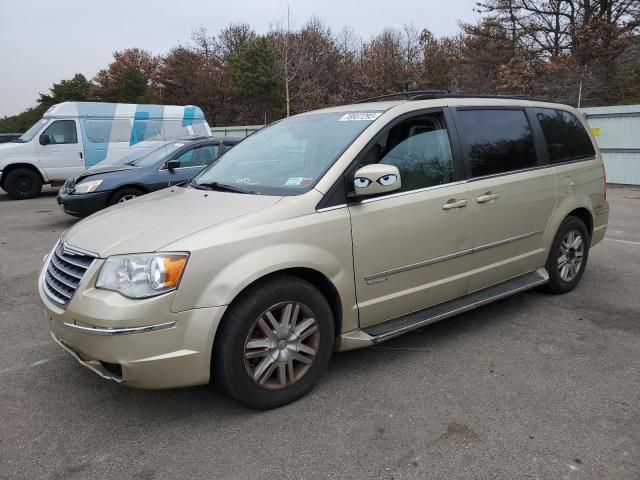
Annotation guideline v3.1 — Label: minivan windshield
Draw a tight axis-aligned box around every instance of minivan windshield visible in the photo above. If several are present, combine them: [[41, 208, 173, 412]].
[[191, 111, 381, 195], [17, 119, 48, 142]]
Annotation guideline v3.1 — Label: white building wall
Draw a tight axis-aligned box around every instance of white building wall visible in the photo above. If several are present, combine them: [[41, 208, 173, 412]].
[[581, 105, 640, 185]]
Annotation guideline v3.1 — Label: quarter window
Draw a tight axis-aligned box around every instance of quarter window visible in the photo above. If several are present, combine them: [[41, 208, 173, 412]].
[[358, 112, 455, 192], [42, 120, 77, 144], [535, 108, 595, 163], [456, 109, 537, 177]]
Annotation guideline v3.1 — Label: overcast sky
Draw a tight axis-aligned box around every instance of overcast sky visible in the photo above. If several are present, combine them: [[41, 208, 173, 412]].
[[0, 0, 478, 117]]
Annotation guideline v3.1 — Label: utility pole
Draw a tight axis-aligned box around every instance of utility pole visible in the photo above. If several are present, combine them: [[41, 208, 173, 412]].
[[577, 81, 583, 109], [284, 3, 291, 117]]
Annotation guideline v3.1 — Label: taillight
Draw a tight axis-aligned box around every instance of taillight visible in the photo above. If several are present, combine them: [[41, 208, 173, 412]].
[[602, 164, 607, 202]]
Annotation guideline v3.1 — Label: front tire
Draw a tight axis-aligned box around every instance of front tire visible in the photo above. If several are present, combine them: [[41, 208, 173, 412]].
[[212, 275, 335, 409], [544, 216, 590, 294], [108, 187, 144, 206], [4, 168, 42, 199]]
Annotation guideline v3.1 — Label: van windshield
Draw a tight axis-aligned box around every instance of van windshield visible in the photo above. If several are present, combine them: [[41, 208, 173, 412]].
[[17, 119, 48, 142], [191, 112, 381, 196]]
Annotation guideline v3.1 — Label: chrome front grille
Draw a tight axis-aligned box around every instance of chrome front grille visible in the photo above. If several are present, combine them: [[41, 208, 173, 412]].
[[43, 241, 96, 306]]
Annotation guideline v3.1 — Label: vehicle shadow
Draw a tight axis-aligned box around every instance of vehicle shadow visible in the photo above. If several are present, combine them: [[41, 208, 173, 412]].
[[0, 189, 59, 202], [39, 289, 544, 428]]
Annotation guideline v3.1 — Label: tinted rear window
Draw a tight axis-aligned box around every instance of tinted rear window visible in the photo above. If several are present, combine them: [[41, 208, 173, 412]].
[[535, 108, 595, 163], [456, 109, 537, 177]]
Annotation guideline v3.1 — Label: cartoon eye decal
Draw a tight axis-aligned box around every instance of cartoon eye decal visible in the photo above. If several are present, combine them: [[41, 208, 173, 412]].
[[377, 174, 397, 186], [354, 177, 372, 188]]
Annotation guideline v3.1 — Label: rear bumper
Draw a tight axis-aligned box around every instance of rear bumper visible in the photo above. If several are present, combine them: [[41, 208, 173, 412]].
[[57, 190, 112, 217]]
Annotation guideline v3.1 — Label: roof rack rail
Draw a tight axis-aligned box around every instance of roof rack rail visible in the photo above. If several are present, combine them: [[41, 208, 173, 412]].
[[353, 90, 451, 104], [355, 91, 536, 103], [412, 93, 533, 101]]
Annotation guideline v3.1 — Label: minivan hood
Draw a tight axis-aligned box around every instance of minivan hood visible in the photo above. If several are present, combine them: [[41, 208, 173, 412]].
[[62, 187, 283, 257]]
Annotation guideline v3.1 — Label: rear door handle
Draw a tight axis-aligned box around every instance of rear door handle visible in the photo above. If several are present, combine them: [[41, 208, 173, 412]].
[[442, 199, 468, 210], [476, 193, 500, 203]]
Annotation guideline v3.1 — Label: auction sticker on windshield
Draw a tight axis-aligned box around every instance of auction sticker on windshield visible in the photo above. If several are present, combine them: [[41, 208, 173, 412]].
[[339, 112, 382, 121]]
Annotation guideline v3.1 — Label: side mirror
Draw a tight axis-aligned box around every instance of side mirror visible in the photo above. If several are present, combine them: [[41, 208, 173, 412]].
[[39, 134, 51, 145], [166, 159, 180, 171], [352, 164, 401, 197]]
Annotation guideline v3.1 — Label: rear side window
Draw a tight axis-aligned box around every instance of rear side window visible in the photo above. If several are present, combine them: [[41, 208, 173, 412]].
[[456, 109, 537, 177], [535, 108, 595, 163], [84, 119, 131, 143], [132, 119, 164, 142]]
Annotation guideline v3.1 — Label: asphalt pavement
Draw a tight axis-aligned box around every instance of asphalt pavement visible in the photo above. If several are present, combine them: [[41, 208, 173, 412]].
[[1, 186, 639, 479]]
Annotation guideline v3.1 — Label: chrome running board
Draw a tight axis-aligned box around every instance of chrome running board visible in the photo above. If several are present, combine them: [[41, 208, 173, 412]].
[[336, 268, 549, 351]]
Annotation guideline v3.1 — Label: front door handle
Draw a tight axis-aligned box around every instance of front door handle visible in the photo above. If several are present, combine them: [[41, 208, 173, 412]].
[[442, 199, 468, 210], [476, 193, 500, 203]]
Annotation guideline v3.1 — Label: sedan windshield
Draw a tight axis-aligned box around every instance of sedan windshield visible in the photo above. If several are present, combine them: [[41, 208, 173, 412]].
[[18, 119, 48, 142], [192, 112, 381, 195], [130, 142, 189, 167]]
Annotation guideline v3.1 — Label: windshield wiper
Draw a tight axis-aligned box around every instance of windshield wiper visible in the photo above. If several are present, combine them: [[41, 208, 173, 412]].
[[189, 180, 256, 194]]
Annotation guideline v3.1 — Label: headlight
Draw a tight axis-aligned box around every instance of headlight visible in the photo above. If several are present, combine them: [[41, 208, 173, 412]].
[[74, 179, 103, 194], [96, 253, 189, 298]]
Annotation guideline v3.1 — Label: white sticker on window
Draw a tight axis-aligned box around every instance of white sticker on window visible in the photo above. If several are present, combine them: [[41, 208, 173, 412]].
[[285, 177, 313, 187], [339, 112, 382, 122]]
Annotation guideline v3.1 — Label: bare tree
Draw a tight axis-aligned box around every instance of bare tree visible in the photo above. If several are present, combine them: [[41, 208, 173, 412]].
[[270, 4, 302, 117]]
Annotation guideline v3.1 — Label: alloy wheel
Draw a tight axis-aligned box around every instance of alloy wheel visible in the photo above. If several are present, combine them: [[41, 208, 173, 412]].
[[117, 194, 138, 203], [243, 302, 320, 390], [558, 229, 584, 282]]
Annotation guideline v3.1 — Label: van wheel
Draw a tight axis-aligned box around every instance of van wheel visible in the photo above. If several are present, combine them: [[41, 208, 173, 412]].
[[544, 216, 590, 294], [108, 188, 144, 206], [212, 275, 335, 409], [4, 168, 42, 199]]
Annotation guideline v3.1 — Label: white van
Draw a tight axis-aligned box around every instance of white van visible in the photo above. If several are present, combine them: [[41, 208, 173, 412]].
[[0, 102, 211, 199]]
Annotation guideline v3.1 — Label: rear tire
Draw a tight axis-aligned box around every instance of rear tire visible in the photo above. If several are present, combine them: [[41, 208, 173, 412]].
[[212, 274, 335, 409], [108, 187, 144, 206], [4, 168, 42, 199], [544, 216, 590, 294]]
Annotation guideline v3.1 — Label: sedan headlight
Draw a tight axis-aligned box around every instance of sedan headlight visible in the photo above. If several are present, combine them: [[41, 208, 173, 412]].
[[74, 179, 103, 194], [96, 253, 189, 298]]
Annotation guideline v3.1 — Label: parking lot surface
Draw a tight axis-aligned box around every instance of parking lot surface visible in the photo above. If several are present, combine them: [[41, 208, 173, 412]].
[[1, 186, 639, 480]]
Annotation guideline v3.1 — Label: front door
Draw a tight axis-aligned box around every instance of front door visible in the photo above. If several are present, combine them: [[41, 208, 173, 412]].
[[452, 108, 557, 292], [36, 119, 84, 181], [348, 110, 473, 327]]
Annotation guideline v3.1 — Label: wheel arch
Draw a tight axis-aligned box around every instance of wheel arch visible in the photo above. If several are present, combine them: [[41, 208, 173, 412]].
[[0, 163, 45, 189], [567, 207, 593, 239], [217, 267, 343, 342], [107, 184, 149, 203], [544, 194, 595, 250]]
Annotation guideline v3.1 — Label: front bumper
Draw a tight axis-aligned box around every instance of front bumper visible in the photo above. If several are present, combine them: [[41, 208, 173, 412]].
[[39, 262, 226, 389], [57, 190, 112, 217]]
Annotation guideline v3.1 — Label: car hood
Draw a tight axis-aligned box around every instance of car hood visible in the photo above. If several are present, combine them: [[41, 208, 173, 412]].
[[76, 165, 138, 182], [61, 187, 283, 257]]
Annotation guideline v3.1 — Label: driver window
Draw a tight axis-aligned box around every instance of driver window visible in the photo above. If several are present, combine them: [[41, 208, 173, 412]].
[[43, 120, 77, 145], [175, 145, 219, 167], [359, 112, 454, 192]]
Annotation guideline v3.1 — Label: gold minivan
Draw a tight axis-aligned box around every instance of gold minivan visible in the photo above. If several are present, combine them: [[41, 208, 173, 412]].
[[39, 94, 609, 408]]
